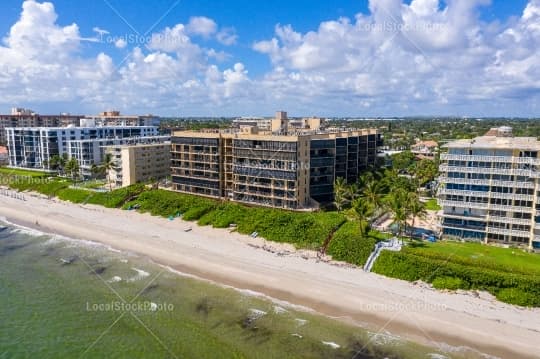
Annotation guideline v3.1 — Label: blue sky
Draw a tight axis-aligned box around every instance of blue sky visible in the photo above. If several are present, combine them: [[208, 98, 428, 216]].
[[0, 0, 538, 117]]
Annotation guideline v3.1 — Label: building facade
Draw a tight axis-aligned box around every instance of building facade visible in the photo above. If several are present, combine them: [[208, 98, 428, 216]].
[[82, 111, 160, 127], [105, 140, 171, 187], [170, 113, 381, 210], [6, 126, 159, 176], [439, 127, 540, 250], [0, 113, 81, 145], [411, 140, 438, 159], [0, 146, 8, 166]]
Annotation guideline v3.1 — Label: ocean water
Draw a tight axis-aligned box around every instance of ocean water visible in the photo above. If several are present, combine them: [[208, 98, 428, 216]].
[[0, 222, 481, 359]]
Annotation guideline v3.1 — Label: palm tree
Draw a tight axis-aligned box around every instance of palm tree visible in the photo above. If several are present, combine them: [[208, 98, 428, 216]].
[[333, 177, 349, 211], [345, 182, 360, 202], [360, 176, 386, 215], [64, 158, 80, 182], [347, 197, 374, 237], [407, 193, 427, 234], [99, 153, 116, 192], [384, 189, 409, 240]]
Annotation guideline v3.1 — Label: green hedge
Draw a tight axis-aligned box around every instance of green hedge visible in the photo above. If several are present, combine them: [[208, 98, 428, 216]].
[[372, 251, 540, 307], [131, 190, 346, 250], [57, 184, 146, 208], [326, 222, 378, 266]]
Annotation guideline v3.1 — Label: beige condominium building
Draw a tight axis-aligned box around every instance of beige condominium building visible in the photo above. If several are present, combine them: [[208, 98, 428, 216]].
[[105, 139, 171, 187], [171, 112, 381, 210], [439, 126, 540, 250]]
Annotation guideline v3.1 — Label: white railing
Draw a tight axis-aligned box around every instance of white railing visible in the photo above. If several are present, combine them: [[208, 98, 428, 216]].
[[489, 216, 532, 226], [441, 153, 540, 165], [439, 165, 534, 177], [438, 176, 536, 189], [443, 212, 485, 220], [486, 227, 530, 238], [439, 188, 534, 202], [439, 200, 533, 213], [443, 213, 532, 226]]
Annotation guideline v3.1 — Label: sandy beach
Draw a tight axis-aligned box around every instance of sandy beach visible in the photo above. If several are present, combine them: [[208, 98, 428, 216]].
[[1, 192, 539, 359]]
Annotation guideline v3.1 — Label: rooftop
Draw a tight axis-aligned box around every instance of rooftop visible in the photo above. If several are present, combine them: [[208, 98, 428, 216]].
[[445, 127, 540, 151], [6, 125, 158, 131]]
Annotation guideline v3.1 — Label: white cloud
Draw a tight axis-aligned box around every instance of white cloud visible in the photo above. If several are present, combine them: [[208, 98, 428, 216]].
[[114, 38, 127, 49], [216, 27, 238, 45], [0, 0, 540, 116], [186, 16, 217, 37]]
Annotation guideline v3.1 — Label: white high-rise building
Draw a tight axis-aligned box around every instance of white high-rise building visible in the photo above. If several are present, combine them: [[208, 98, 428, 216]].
[[439, 126, 540, 250], [6, 126, 160, 177]]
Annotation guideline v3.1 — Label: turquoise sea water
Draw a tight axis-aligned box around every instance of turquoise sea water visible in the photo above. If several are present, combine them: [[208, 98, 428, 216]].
[[0, 222, 481, 358]]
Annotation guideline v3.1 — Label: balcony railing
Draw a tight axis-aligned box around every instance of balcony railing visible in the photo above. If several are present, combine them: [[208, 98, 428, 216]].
[[486, 227, 531, 238], [439, 200, 534, 213], [441, 153, 540, 165], [489, 216, 532, 226], [439, 164, 535, 177], [438, 176, 536, 189], [439, 188, 534, 201]]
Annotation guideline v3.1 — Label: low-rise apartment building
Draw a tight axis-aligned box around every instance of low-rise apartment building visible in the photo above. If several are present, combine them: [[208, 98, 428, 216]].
[[171, 112, 381, 210], [105, 140, 171, 187], [6, 126, 160, 177], [411, 140, 438, 159], [439, 126, 540, 250]]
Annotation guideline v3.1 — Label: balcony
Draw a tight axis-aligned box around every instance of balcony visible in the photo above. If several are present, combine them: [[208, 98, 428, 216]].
[[439, 176, 536, 189], [489, 216, 532, 226], [439, 164, 533, 177], [439, 200, 533, 213], [441, 153, 540, 165], [486, 227, 531, 238], [443, 212, 485, 220], [439, 188, 534, 201]]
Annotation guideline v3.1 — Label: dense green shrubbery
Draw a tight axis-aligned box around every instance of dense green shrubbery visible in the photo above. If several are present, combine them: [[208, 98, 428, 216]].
[[132, 190, 216, 217], [431, 276, 467, 290], [326, 222, 378, 266], [130, 190, 346, 249], [56, 184, 146, 208], [495, 288, 539, 307], [198, 203, 248, 228], [372, 251, 540, 307]]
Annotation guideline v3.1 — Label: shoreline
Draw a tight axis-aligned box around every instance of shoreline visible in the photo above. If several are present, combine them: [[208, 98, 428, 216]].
[[1, 193, 539, 359]]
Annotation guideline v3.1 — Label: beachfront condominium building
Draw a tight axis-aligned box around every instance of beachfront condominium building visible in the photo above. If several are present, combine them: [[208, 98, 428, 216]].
[[104, 140, 171, 187], [439, 126, 540, 250], [170, 112, 381, 210], [5, 126, 160, 177], [0, 110, 81, 145]]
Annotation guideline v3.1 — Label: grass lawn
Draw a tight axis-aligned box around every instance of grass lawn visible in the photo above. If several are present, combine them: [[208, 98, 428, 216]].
[[424, 198, 441, 211], [407, 240, 540, 276], [0, 167, 51, 177]]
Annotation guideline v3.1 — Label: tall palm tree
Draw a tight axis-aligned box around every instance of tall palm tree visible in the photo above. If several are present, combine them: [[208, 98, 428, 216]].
[[384, 189, 409, 239], [99, 153, 116, 192], [347, 197, 374, 237], [360, 176, 386, 214], [333, 177, 349, 211], [64, 158, 80, 182], [407, 193, 427, 234], [345, 182, 360, 202]]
